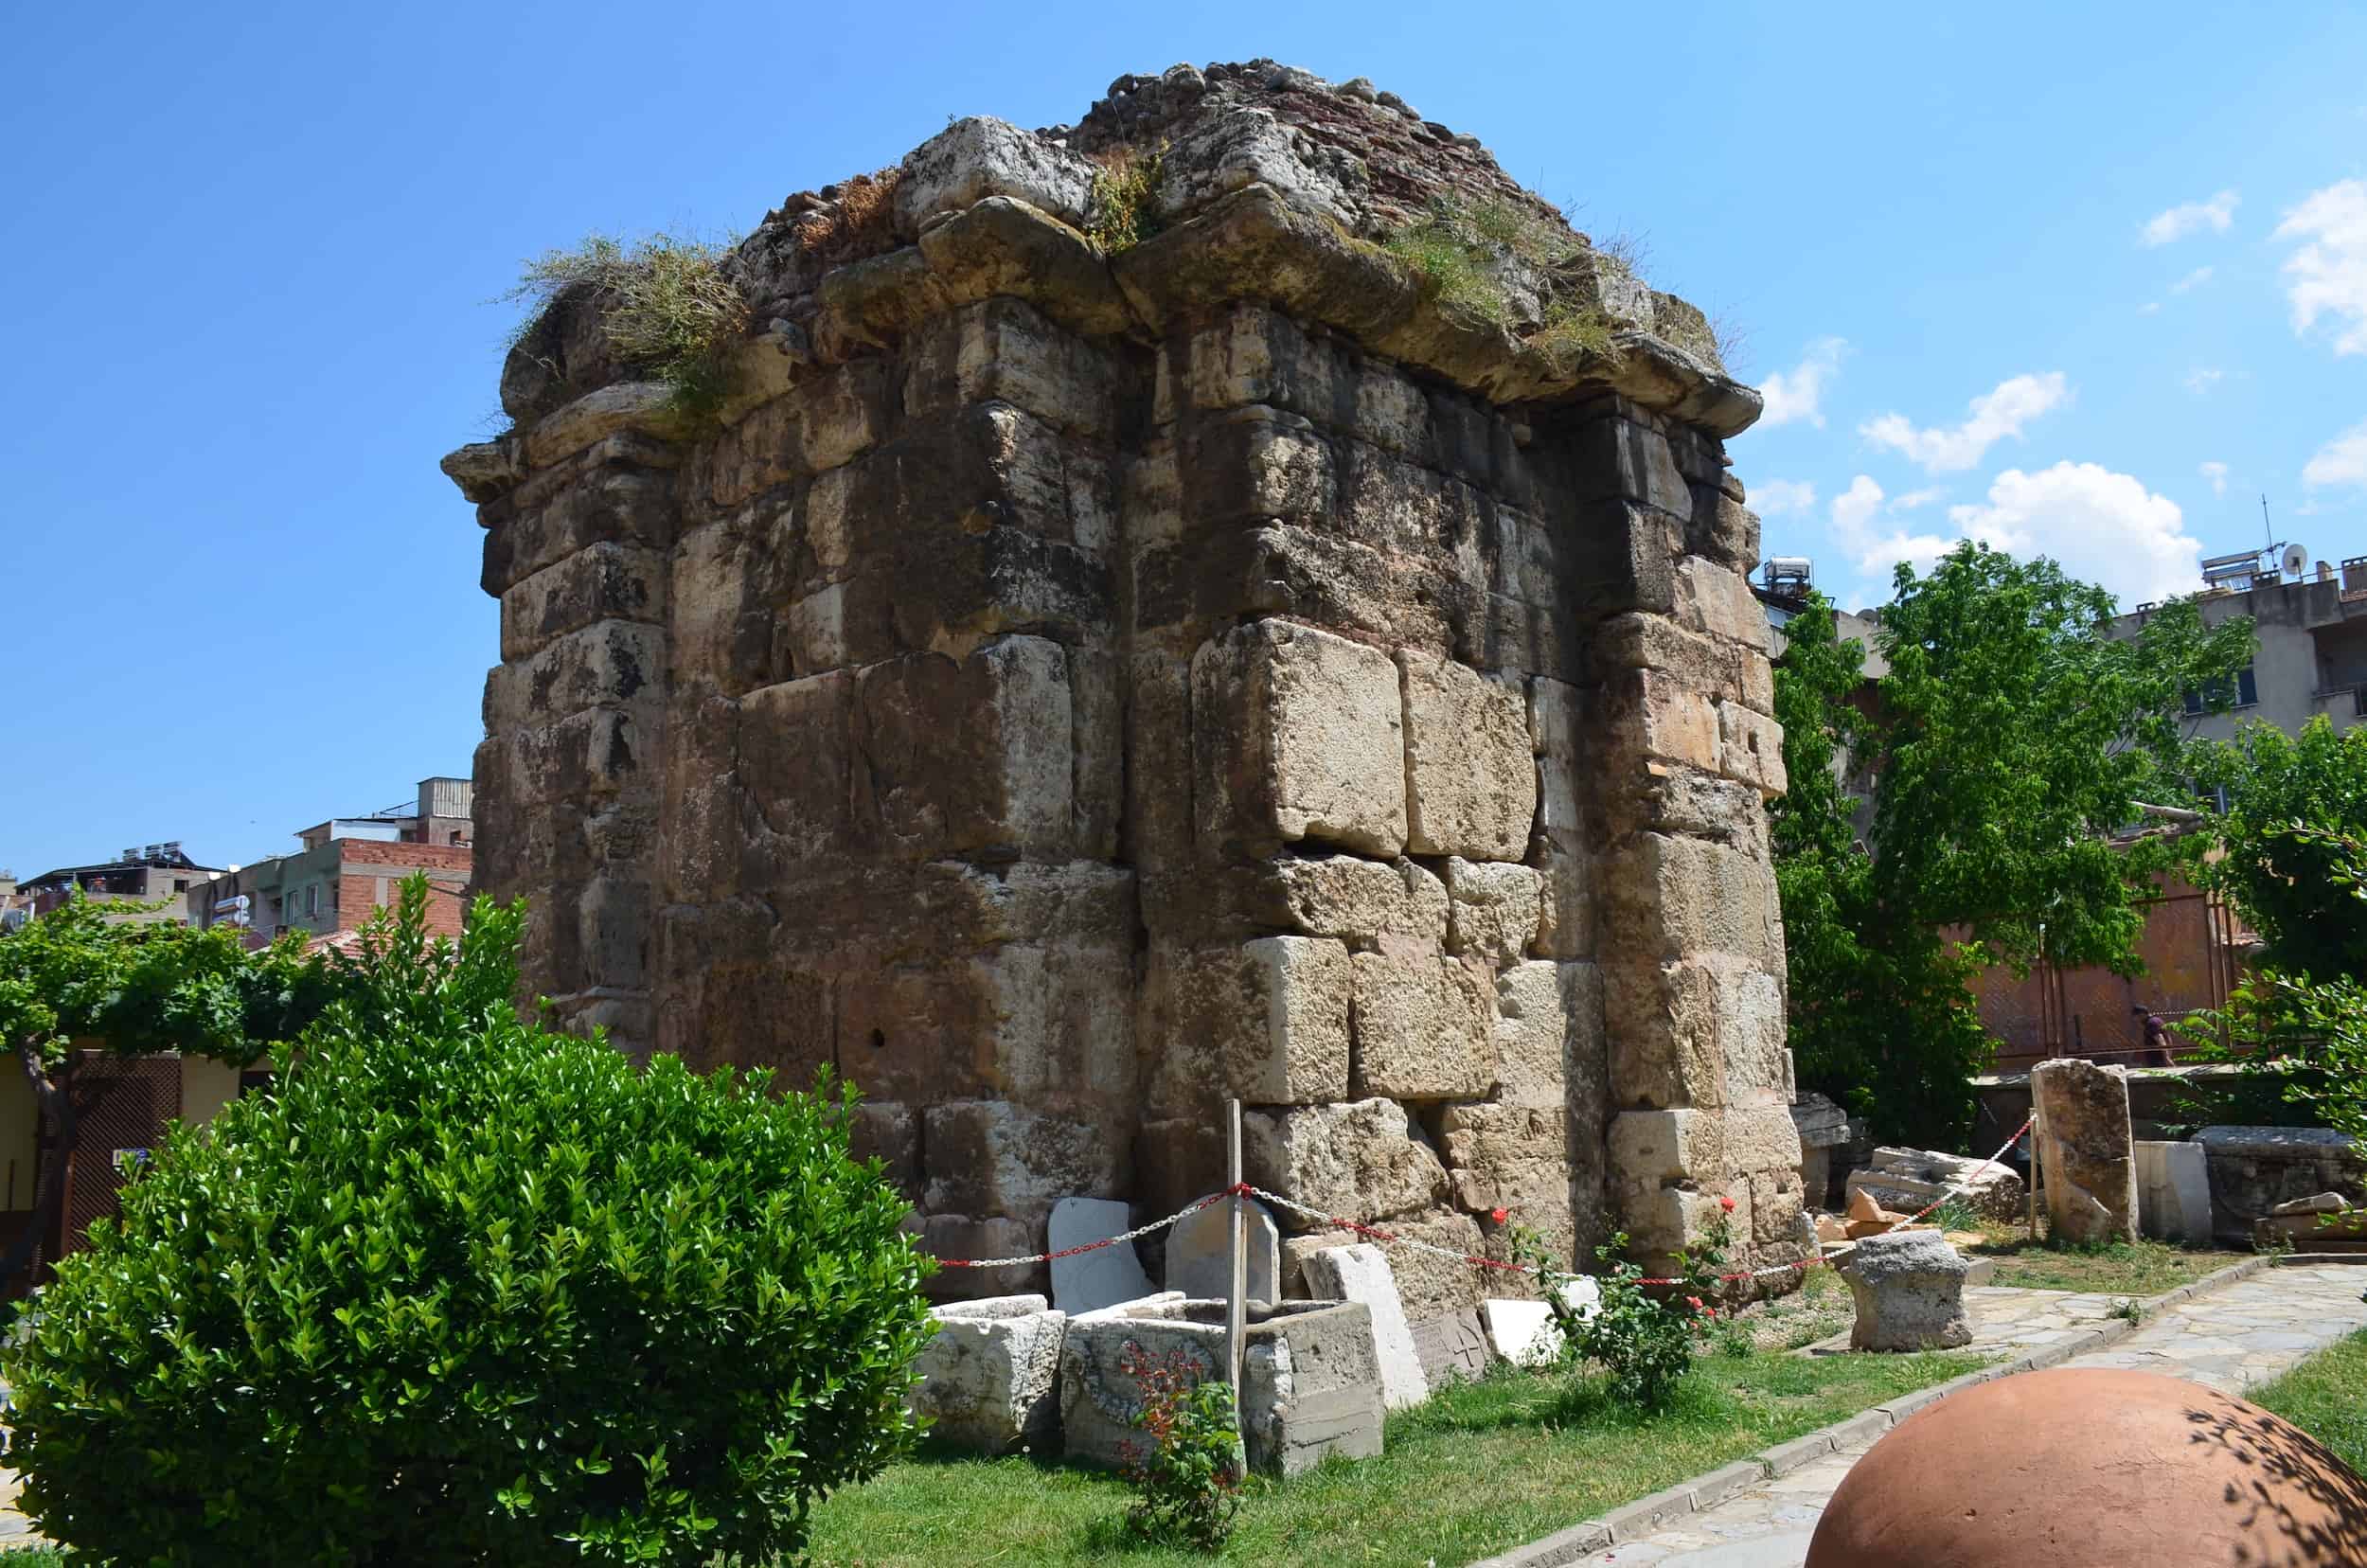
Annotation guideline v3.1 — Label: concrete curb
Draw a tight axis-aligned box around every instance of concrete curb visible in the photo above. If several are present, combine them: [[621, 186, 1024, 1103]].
[[1465, 1250, 2278, 1567]]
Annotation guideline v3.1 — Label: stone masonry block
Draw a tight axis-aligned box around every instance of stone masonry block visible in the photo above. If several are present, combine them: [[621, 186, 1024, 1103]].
[[1275, 854, 1449, 946], [898, 116, 1096, 232], [854, 636, 1075, 861], [1242, 1098, 1448, 1232], [484, 620, 663, 734], [1143, 937, 1353, 1114], [910, 1295, 1067, 1453], [739, 671, 858, 863], [905, 296, 1121, 441], [1183, 407, 1338, 528], [1495, 959, 1604, 1110], [923, 1100, 1128, 1230], [500, 543, 666, 663], [1717, 701, 1787, 799], [703, 360, 894, 511], [1193, 621, 1407, 858], [1529, 676, 1585, 842], [1443, 858, 1543, 962], [1677, 557, 1771, 653], [1604, 953, 1790, 1112], [1397, 650, 1535, 861], [1570, 403, 1692, 516], [482, 467, 677, 597], [1349, 951, 1495, 1100], [1596, 668, 1721, 775], [1530, 832, 1595, 961], [1439, 1101, 1568, 1214], [1598, 832, 1783, 971]]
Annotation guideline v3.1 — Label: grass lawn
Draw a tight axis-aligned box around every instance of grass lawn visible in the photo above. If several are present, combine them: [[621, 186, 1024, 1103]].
[[805, 1347, 1987, 1566], [1954, 1219, 2251, 1294], [2251, 1325, 2367, 1476]]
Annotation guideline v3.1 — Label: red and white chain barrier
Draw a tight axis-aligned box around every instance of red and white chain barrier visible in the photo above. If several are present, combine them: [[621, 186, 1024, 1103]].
[[932, 1114, 2038, 1284]]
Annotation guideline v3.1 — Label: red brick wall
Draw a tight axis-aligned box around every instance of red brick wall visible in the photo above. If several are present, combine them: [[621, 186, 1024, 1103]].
[[333, 841, 473, 939]]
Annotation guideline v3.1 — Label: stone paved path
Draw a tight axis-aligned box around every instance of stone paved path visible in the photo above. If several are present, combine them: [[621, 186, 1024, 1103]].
[[1561, 1264, 2367, 1567]]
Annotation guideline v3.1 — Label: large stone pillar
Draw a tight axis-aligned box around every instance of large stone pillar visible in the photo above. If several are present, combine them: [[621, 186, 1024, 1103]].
[[440, 61, 1809, 1321]]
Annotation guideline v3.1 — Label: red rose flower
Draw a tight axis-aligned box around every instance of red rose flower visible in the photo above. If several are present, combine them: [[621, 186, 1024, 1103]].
[[1685, 1295, 1703, 1310], [1718, 1195, 1736, 1213], [1489, 1206, 1509, 1224]]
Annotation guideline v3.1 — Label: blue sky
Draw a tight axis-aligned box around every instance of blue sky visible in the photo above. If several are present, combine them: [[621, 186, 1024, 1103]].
[[3, 2, 2362, 880]]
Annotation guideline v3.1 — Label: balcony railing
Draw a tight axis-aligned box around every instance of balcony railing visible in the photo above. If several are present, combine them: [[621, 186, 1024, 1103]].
[[2312, 686, 2367, 718]]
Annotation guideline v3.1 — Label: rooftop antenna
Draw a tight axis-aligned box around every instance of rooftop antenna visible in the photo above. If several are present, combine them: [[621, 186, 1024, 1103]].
[[2262, 493, 2272, 555]]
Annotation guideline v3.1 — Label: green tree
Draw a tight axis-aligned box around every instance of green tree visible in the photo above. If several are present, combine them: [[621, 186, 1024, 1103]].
[[0, 894, 332, 1283], [1770, 544, 2253, 1147], [5, 878, 935, 1566], [2191, 716, 2367, 979]]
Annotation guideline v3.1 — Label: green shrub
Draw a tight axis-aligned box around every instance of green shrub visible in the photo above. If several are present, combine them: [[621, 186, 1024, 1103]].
[[1113, 1344, 1242, 1553], [1509, 1204, 1734, 1413], [1085, 143, 1166, 254], [3, 879, 934, 1567]]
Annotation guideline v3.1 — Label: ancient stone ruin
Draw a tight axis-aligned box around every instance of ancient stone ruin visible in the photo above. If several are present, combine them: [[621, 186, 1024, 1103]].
[[442, 61, 1809, 1339]]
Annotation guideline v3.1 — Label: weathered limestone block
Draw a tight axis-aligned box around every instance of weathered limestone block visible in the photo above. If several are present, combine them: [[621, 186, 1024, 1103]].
[[1300, 1242, 1429, 1411], [500, 542, 667, 663], [1845, 1147, 2026, 1226], [1439, 1101, 1568, 1217], [1841, 1231, 1972, 1352], [1443, 858, 1542, 962], [904, 297, 1123, 441], [1274, 854, 1449, 945], [897, 116, 1097, 233], [1048, 1197, 1155, 1313], [1348, 951, 1495, 1099], [1598, 831, 1783, 970], [923, 1101, 1129, 1232], [853, 636, 1077, 861], [1603, 952, 1790, 1113], [1142, 937, 1351, 1114], [484, 620, 664, 733], [525, 383, 691, 470], [1058, 1297, 1382, 1476], [1607, 1104, 1800, 1256], [910, 1294, 1067, 1452], [2033, 1059, 2139, 1244], [1717, 701, 1786, 799], [1397, 650, 1535, 860], [1193, 621, 1407, 857], [2133, 1140, 2215, 1244], [1243, 1098, 1448, 1231], [1166, 1194, 1282, 1303]]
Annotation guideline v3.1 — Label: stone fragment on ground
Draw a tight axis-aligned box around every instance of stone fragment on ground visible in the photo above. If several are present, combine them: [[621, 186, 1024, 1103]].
[[1301, 1240, 1430, 1409], [2032, 1058, 2138, 1244], [1046, 1197, 1153, 1313], [909, 1293, 1067, 1452], [1165, 1193, 1282, 1301], [1840, 1230, 1971, 1352]]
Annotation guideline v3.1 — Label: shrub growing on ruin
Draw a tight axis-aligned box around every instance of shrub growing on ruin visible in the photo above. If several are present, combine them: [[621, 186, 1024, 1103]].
[[1085, 143, 1166, 254], [507, 231, 751, 418], [3, 878, 934, 1567], [1509, 1211, 1732, 1413]]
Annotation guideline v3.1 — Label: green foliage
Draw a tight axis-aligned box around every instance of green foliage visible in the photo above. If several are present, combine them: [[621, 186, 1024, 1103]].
[[507, 233, 749, 419], [0, 893, 329, 1070], [1113, 1345, 1241, 1553], [3, 879, 934, 1567], [1769, 548, 2254, 1147], [1084, 144, 1166, 255], [1508, 1209, 1732, 1413], [2191, 717, 2367, 979], [1379, 196, 1618, 367]]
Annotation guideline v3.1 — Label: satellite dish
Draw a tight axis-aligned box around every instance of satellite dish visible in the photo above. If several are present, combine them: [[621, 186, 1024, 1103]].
[[2282, 542, 2309, 579]]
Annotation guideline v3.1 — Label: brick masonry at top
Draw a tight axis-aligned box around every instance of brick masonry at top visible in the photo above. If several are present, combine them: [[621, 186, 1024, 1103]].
[[441, 60, 1809, 1327]]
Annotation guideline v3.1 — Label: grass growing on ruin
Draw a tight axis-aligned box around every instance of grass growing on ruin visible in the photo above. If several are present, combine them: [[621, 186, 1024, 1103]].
[[2251, 1327, 2367, 1475], [1380, 195, 1625, 371], [803, 1346, 1986, 1566], [505, 231, 750, 419], [1085, 142, 1166, 254]]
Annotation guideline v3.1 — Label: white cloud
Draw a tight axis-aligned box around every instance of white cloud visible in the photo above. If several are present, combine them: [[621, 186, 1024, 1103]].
[[1945, 463, 2203, 606], [2137, 301, 2162, 315], [1752, 478, 1817, 517], [2303, 418, 2367, 489], [1828, 474, 1960, 582], [1758, 337, 1847, 429], [1858, 372, 2071, 474], [2276, 180, 2367, 356], [2199, 460, 2229, 496], [2141, 188, 2239, 246], [2169, 265, 2215, 294], [1893, 488, 1944, 509], [2182, 367, 2224, 395]]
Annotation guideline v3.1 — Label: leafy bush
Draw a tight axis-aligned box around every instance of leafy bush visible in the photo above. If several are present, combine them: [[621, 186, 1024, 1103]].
[[3, 879, 934, 1566], [1113, 1344, 1242, 1553], [1084, 143, 1166, 255], [1509, 1205, 1734, 1412]]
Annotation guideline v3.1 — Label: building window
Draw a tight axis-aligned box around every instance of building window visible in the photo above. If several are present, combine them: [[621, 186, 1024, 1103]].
[[2183, 665, 2259, 715], [173, 878, 188, 892], [306, 884, 320, 918]]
